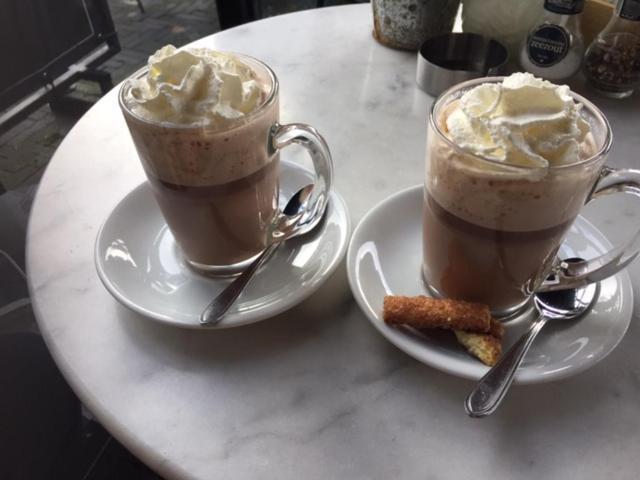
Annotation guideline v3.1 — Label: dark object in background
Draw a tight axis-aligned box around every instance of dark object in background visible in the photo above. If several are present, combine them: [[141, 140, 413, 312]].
[[215, 0, 368, 30], [0, 0, 120, 135], [0, 330, 164, 480], [216, 0, 261, 29], [0, 332, 81, 479]]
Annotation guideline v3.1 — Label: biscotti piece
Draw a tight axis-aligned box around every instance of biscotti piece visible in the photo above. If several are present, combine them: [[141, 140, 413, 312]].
[[383, 295, 491, 333], [487, 318, 504, 339], [454, 330, 502, 366]]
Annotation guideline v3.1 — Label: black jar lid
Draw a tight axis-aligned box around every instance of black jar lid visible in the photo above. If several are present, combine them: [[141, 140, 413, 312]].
[[544, 0, 585, 15], [619, 0, 640, 21]]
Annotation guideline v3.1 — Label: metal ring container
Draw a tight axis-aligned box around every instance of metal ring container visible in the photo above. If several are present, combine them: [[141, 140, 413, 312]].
[[416, 33, 508, 96]]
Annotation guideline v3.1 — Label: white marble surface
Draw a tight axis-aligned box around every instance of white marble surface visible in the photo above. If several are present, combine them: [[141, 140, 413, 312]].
[[26, 5, 640, 480]]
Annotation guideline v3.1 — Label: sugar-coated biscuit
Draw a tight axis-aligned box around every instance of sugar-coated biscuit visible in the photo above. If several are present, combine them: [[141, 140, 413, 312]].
[[383, 295, 491, 333]]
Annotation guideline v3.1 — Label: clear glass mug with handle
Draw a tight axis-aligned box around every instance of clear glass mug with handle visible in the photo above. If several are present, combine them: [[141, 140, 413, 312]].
[[119, 54, 333, 276], [423, 77, 640, 318]]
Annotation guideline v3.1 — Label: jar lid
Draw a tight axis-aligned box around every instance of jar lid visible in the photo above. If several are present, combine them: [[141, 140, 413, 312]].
[[619, 0, 640, 21], [544, 0, 584, 15]]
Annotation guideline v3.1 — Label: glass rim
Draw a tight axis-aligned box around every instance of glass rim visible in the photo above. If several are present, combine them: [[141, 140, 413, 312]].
[[117, 52, 278, 130], [429, 76, 613, 172]]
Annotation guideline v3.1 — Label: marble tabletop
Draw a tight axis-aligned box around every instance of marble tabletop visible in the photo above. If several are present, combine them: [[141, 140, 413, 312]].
[[27, 5, 640, 480]]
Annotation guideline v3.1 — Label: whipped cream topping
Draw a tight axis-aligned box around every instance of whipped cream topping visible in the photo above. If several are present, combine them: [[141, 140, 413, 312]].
[[124, 45, 265, 127], [445, 73, 591, 168]]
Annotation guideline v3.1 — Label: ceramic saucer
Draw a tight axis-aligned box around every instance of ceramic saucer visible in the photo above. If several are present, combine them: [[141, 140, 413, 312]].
[[347, 185, 633, 384], [95, 160, 350, 329]]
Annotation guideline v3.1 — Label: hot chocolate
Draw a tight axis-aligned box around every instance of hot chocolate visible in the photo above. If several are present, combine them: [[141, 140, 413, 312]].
[[423, 74, 602, 315], [120, 46, 279, 273]]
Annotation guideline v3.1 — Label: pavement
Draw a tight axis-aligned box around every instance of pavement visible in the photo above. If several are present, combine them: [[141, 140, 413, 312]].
[[0, 0, 219, 196]]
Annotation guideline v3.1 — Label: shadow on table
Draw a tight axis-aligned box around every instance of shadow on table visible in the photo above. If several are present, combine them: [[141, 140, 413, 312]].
[[113, 259, 476, 417], [116, 261, 354, 368]]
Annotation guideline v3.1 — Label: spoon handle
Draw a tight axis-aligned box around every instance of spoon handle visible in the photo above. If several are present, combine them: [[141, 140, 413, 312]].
[[465, 314, 548, 417], [200, 241, 281, 326]]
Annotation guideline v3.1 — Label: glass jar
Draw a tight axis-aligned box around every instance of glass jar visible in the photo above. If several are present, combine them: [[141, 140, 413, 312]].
[[372, 0, 461, 51], [584, 0, 640, 98]]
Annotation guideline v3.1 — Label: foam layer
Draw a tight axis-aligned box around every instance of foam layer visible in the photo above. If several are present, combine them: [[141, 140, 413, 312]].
[[426, 99, 602, 232], [124, 95, 279, 186], [121, 52, 278, 186]]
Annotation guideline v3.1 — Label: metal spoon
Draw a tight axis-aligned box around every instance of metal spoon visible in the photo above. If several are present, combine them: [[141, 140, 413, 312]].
[[465, 264, 599, 417], [200, 184, 324, 326]]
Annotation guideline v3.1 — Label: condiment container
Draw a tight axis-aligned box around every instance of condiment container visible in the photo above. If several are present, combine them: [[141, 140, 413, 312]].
[[520, 0, 586, 81], [584, 0, 640, 97], [372, 0, 461, 51], [416, 33, 508, 96]]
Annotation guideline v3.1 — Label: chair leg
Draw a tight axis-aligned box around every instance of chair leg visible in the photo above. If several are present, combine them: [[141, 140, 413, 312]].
[[0, 249, 36, 334], [0, 249, 25, 279], [137, 0, 145, 14], [216, 0, 257, 29]]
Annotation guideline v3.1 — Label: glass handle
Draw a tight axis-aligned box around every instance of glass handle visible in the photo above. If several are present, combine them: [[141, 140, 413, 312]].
[[538, 166, 640, 292], [270, 123, 333, 229]]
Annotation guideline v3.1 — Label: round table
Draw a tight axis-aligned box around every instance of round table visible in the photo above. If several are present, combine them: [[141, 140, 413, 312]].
[[27, 5, 640, 479]]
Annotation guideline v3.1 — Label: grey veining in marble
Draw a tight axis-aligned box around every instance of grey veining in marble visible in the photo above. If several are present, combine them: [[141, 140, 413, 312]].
[[27, 5, 640, 480]]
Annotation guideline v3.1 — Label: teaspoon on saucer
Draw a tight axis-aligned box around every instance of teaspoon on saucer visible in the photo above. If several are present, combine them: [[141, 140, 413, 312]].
[[465, 259, 599, 417], [200, 184, 326, 326]]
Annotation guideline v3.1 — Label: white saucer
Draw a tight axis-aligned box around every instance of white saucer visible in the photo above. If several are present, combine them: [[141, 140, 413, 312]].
[[347, 185, 633, 384], [95, 160, 350, 329]]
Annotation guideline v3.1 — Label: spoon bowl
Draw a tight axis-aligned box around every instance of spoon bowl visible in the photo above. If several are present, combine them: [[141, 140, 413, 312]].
[[534, 283, 598, 321], [271, 184, 319, 242], [465, 259, 599, 417]]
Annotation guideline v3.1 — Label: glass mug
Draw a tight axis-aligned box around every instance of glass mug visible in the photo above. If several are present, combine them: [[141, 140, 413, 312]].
[[423, 77, 640, 318], [119, 55, 333, 276]]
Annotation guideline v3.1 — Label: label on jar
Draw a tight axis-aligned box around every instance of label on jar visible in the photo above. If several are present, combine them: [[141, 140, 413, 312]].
[[620, 0, 640, 21], [544, 0, 584, 15], [527, 24, 570, 67]]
